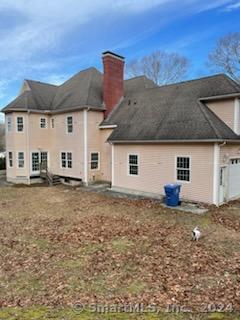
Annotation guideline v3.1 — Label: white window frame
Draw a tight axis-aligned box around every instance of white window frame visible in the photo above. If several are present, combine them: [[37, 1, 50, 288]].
[[7, 116, 12, 132], [17, 152, 25, 169], [40, 117, 47, 129], [60, 152, 72, 169], [16, 116, 24, 132], [175, 155, 191, 183], [8, 151, 13, 168], [51, 118, 54, 129], [66, 116, 73, 134], [127, 153, 139, 176], [90, 152, 100, 170]]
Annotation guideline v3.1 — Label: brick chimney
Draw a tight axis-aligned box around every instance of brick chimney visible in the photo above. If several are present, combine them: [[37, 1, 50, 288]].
[[102, 51, 125, 118]]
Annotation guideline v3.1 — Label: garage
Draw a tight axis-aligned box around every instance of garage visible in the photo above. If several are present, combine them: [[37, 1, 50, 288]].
[[228, 158, 240, 199]]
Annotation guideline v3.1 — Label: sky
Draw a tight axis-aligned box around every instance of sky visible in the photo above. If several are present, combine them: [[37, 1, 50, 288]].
[[0, 0, 240, 121]]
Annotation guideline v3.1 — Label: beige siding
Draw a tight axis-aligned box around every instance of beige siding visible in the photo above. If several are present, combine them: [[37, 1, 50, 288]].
[[5, 110, 113, 183], [220, 144, 240, 165], [6, 112, 30, 181], [207, 99, 235, 131], [113, 144, 214, 203]]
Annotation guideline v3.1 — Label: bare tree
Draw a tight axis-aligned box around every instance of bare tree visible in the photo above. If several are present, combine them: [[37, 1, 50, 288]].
[[207, 32, 240, 83], [0, 122, 5, 151], [126, 50, 189, 85]]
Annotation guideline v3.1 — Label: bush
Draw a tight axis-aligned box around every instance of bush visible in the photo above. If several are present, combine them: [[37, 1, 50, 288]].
[[0, 157, 6, 170]]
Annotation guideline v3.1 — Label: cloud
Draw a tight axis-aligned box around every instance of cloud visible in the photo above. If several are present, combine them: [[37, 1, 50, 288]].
[[0, 80, 10, 99], [223, 0, 240, 10]]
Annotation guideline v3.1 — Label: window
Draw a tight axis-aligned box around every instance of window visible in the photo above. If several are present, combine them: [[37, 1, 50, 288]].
[[51, 118, 54, 128], [67, 152, 72, 168], [61, 152, 72, 168], [176, 157, 190, 182], [40, 118, 47, 128], [67, 116, 73, 133], [8, 152, 13, 167], [7, 116, 12, 132], [128, 154, 138, 175], [91, 152, 99, 170], [18, 152, 24, 168], [17, 117, 24, 132]]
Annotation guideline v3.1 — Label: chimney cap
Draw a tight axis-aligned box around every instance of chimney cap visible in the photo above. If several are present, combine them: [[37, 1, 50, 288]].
[[102, 51, 125, 61]]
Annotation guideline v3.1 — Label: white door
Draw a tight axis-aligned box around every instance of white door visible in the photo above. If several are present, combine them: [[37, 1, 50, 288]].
[[31, 151, 48, 175], [219, 166, 227, 204], [31, 152, 40, 175], [228, 158, 240, 199]]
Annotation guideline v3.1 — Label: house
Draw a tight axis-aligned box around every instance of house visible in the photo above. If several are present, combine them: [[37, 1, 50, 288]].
[[2, 51, 240, 206]]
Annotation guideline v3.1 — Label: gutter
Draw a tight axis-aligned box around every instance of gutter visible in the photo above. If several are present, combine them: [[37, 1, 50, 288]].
[[108, 139, 240, 144], [199, 93, 240, 102]]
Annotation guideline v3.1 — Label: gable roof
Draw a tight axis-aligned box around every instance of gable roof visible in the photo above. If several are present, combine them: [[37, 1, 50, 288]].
[[105, 74, 240, 142], [2, 69, 156, 113]]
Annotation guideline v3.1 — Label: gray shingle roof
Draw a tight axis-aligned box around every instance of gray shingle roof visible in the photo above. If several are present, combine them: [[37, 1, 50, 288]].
[[2, 69, 155, 113], [105, 74, 240, 142]]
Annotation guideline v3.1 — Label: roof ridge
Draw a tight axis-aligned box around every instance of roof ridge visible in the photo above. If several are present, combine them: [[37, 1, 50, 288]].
[[25, 79, 58, 88], [157, 74, 226, 89], [59, 67, 101, 87], [222, 74, 240, 91]]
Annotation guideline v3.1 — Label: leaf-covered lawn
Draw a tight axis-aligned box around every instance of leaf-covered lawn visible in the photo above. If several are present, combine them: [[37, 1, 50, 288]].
[[0, 185, 240, 315]]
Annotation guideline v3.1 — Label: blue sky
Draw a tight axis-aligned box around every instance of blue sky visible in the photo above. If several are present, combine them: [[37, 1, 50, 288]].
[[0, 0, 240, 121]]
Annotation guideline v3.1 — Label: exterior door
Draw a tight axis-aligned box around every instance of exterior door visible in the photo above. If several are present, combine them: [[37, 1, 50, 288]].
[[219, 166, 227, 204], [229, 158, 240, 199], [31, 152, 40, 175], [31, 151, 48, 175]]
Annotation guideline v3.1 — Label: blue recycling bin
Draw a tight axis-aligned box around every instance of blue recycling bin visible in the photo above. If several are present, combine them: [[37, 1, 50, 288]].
[[164, 184, 181, 207]]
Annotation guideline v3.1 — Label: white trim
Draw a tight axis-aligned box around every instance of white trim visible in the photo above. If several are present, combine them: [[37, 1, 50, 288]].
[[213, 143, 220, 206], [175, 155, 191, 184], [99, 125, 117, 129], [17, 151, 25, 169], [90, 151, 100, 171], [7, 151, 13, 168], [111, 144, 114, 186], [16, 115, 24, 133], [66, 115, 73, 134], [60, 151, 73, 169], [40, 117, 47, 129], [234, 98, 240, 135], [83, 110, 88, 184], [127, 153, 139, 177]]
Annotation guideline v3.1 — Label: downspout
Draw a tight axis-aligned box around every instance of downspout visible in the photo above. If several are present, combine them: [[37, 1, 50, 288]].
[[83, 108, 90, 185], [27, 111, 31, 184], [213, 141, 226, 206]]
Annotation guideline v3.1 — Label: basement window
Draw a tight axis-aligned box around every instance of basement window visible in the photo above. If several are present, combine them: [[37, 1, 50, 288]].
[[128, 154, 138, 176], [176, 156, 190, 182]]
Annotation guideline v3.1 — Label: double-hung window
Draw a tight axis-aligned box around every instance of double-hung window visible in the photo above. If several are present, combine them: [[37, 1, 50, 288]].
[[67, 116, 73, 133], [128, 154, 138, 176], [18, 152, 24, 168], [40, 118, 47, 128], [51, 118, 54, 129], [91, 152, 99, 170], [176, 156, 190, 182], [8, 152, 13, 167], [17, 117, 24, 132], [61, 152, 72, 168], [7, 116, 12, 132]]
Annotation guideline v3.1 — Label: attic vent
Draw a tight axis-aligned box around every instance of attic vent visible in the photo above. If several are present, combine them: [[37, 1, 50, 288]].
[[133, 101, 137, 105]]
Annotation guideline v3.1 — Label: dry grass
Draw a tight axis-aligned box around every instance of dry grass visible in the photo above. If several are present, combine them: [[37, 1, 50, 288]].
[[0, 184, 240, 317]]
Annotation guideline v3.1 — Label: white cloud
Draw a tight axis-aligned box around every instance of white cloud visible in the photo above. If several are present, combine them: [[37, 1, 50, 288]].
[[42, 73, 71, 85], [223, 0, 240, 10], [0, 80, 10, 99]]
